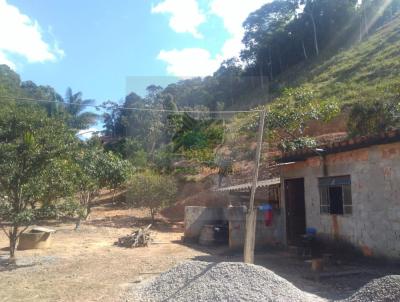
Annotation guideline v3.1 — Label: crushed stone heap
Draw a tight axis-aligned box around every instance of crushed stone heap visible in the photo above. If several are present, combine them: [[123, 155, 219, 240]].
[[131, 261, 322, 302], [343, 275, 400, 302]]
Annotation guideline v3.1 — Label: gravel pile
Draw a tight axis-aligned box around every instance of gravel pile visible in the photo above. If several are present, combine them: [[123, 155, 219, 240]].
[[131, 261, 321, 302], [343, 275, 400, 302]]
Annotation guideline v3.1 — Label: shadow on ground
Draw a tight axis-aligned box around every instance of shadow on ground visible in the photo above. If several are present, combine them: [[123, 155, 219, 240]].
[[0, 254, 38, 272], [86, 201, 184, 233], [86, 214, 183, 233]]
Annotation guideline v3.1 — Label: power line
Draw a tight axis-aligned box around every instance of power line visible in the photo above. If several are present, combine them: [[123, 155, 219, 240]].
[[2, 95, 326, 156], [0, 96, 262, 114]]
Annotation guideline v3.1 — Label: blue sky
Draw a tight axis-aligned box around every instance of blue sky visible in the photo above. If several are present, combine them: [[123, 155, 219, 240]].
[[0, 0, 270, 104]]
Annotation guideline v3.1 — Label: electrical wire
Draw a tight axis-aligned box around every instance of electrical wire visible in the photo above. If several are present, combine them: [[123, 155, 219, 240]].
[[0, 96, 263, 114], [267, 113, 327, 157], [3, 95, 316, 154]]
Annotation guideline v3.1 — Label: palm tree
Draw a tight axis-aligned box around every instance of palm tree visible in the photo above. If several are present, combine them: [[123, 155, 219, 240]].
[[64, 87, 98, 130]]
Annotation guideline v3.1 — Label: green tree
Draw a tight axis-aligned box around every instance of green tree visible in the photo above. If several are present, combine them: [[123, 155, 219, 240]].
[[0, 65, 21, 98], [104, 137, 148, 168], [73, 143, 103, 229], [64, 87, 98, 130], [213, 58, 244, 106], [172, 113, 223, 151], [105, 92, 164, 154], [0, 105, 77, 259], [98, 152, 132, 202], [171, 113, 224, 165], [102, 100, 122, 137], [29, 158, 79, 209], [242, 0, 299, 83], [268, 87, 340, 136], [127, 171, 177, 223], [242, 87, 340, 151], [73, 142, 133, 227], [153, 144, 176, 173], [20, 81, 64, 118]]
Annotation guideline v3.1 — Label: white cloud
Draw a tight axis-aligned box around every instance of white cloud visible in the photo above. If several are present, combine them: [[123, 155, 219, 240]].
[[0, 51, 16, 70], [0, 0, 64, 69], [152, 0, 205, 38], [157, 48, 222, 77], [210, 0, 271, 60], [155, 0, 271, 77]]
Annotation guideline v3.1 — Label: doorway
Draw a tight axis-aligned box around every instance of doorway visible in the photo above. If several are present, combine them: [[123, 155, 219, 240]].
[[285, 178, 306, 245]]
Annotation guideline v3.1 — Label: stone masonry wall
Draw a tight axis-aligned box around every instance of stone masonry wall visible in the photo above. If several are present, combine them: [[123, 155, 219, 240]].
[[227, 206, 284, 250]]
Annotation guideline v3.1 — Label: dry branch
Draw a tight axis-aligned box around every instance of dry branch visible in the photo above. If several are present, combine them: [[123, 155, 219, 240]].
[[115, 224, 152, 248]]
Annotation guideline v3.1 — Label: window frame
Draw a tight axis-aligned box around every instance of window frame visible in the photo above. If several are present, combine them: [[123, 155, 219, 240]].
[[318, 175, 352, 216]]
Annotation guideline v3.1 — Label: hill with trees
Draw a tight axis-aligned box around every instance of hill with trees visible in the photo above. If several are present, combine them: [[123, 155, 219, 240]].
[[99, 1, 400, 151], [123, 0, 400, 112], [101, 8, 400, 160]]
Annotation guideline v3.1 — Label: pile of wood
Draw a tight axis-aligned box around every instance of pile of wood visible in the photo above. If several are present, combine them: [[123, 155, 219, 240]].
[[115, 224, 152, 248]]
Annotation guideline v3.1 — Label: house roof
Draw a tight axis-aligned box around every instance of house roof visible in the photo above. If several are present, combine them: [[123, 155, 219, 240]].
[[279, 129, 400, 163], [215, 178, 281, 192]]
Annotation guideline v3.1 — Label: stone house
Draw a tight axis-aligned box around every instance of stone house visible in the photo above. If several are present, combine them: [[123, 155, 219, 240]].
[[279, 130, 400, 259]]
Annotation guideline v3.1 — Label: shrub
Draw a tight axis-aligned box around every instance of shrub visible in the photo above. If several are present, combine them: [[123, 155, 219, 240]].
[[279, 137, 318, 152], [127, 171, 177, 222], [347, 100, 400, 137]]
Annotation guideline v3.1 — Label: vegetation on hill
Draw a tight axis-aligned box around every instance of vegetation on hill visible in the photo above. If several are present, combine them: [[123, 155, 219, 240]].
[[110, 0, 400, 112], [277, 14, 400, 105], [101, 0, 400, 147]]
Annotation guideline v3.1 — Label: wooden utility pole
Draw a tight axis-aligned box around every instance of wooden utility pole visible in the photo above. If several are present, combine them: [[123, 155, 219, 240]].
[[244, 110, 266, 264]]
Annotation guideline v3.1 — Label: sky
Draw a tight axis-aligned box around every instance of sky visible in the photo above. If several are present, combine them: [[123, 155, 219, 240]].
[[0, 0, 271, 105]]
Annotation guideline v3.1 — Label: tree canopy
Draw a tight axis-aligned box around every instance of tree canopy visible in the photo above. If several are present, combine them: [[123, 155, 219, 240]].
[[0, 104, 78, 258]]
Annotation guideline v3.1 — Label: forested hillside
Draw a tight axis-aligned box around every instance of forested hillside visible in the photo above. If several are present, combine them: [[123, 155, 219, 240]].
[[31, 0, 398, 167], [134, 0, 400, 112]]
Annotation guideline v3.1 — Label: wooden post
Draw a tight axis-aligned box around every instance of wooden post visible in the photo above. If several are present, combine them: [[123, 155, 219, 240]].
[[244, 110, 266, 264]]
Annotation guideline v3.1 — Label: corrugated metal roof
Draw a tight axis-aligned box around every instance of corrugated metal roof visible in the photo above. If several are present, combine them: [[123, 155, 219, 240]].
[[215, 178, 280, 192]]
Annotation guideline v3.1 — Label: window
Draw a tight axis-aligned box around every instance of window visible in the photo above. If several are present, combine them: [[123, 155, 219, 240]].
[[319, 176, 352, 215]]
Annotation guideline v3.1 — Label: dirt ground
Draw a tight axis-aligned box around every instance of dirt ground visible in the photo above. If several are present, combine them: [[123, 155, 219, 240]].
[[1, 200, 399, 302], [0, 202, 213, 302]]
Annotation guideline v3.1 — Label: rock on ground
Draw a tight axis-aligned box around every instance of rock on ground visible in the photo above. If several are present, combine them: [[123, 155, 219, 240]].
[[342, 275, 400, 302], [129, 261, 323, 302]]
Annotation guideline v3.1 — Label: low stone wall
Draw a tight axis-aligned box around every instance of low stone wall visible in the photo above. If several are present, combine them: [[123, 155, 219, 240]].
[[184, 205, 285, 248], [184, 206, 227, 242], [228, 206, 284, 250], [227, 206, 246, 249]]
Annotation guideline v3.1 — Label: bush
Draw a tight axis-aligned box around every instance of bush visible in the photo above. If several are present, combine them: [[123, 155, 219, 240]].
[[279, 137, 317, 152], [153, 144, 176, 172], [127, 171, 177, 222], [182, 148, 215, 166], [348, 100, 400, 137]]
